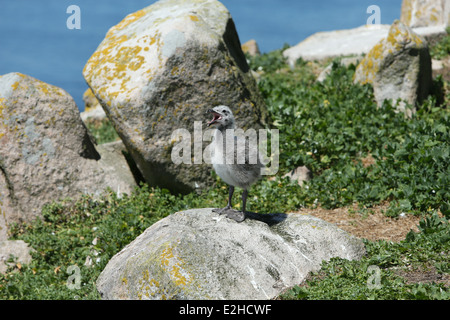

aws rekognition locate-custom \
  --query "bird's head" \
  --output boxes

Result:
[206,105,235,130]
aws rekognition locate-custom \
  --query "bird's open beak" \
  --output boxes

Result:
[207,109,222,127]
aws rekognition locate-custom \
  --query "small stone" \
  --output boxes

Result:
[0,240,33,274]
[282,166,312,186]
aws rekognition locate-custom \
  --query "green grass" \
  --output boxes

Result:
[254,53,449,217]
[1,45,449,300]
[84,118,120,145]
[430,27,450,60]
[280,213,449,300]
[0,185,216,299]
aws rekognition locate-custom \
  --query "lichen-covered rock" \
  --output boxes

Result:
[83,0,267,194]
[241,39,260,56]
[354,20,432,116]
[0,73,136,238]
[400,0,450,28]
[400,0,449,46]
[96,208,366,300]
[80,88,106,121]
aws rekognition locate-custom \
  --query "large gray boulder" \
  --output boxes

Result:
[0,72,136,240]
[354,20,432,116]
[83,0,267,194]
[96,208,366,300]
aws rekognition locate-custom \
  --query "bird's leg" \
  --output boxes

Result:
[224,189,246,223]
[212,186,245,222]
[213,186,234,214]
[227,185,234,209]
[242,189,248,214]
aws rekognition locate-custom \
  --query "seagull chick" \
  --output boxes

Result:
[207,105,264,222]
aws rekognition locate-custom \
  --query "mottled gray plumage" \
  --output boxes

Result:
[207,105,264,222]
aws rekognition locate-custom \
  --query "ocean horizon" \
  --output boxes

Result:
[0,0,402,111]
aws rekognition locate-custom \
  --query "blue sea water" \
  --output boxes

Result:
[0,0,402,111]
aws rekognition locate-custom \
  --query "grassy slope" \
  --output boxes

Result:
[1,35,449,300]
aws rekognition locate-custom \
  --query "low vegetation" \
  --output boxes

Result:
[1,35,449,299]
[430,27,450,60]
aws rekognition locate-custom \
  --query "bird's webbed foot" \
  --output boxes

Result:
[213,207,245,222]
[212,206,231,215]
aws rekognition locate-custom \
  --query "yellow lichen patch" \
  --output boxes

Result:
[106,8,148,38]
[84,34,129,78]
[0,98,6,119]
[410,31,423,46]
[357,41,384,84]
[35,79,65,97]
[11,81,20,90]
[83,88,99,112]
[160,244,192,287]
[429,7,439,23]
[189,15,199,22]
[369,42,383,60]
[387,21,423,49]
[129,55,145,71]
[400,0,413,25]
[137,268,170,300]
[387,23,406,48]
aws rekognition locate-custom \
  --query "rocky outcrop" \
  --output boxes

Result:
[0,73,137,240]
[354,20,432,116]
[284,0,449,66]
[283,24,390,66]
[96,208,366,300]
[83,0,268,194]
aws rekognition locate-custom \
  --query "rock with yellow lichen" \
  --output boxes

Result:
[400,0,449,28]
[80,88,106,121]
[354,20,432,117]
[0,73,137,240]
[400,0,450,45]
[82,0,268,194]
[96,208,365,300]
[241,39,260,56]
